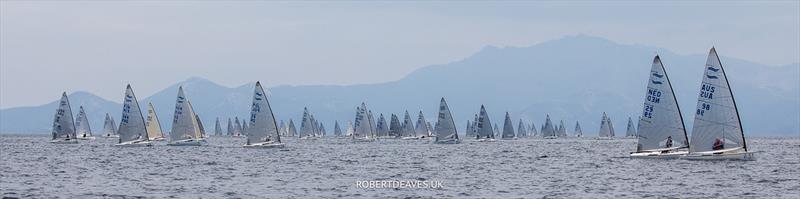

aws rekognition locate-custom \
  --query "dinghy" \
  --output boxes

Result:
[517,119,528,138]
[597,112,614,139]
[145,103,165,141]
[557,120,567,137]
[345,120,354,137]
[433,98,460,144]
[376,114,390,138]
[367,110,376,138]
[50,92,78,144]
[75,106,95,140]
[167,86,206,146]
[243,82,284,148]
[333,121,342,137]
[475,105,496,142]
[214,118,223,136]
[530,122,538,137]
[501,112,516,140]
[401,111,420,140]
[388,114,401,138]
[115,85,152,146]
[574,122,583,137]
[299,107,315,139]
[683,48,755,161]
[102,113,119,138]
[287,119,298,137]
[541,115,557,139]
[415,111,432,139]
[319,123,326,137]
[630,55,691,159]
[226,118,234,136]
[351,102,376,142]
[625,117,637,138]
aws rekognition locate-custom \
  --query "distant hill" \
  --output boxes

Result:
[2,35,797,136]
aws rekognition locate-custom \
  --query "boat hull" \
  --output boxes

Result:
[50,139,78,144]
[243,142,285,148]
[115,140,153,147]
[476,138,496,142]
[683,151,756,161]
[433,139,460,144]
[76,136,96,140]
[401,136,422,140]
[167,139,207,146]
[149,137,166,141]
[629,150,688,159]
[543,136,558,139]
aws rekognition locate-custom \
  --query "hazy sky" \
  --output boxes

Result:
[1,1,798,108]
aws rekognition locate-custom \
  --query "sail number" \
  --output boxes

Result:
[699,84,715,99]
[643,105,654,119]
[647,88,662,103]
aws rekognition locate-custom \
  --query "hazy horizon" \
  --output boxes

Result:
[2,1,799,108]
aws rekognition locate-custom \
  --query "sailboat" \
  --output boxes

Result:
[232,117,243,137]
[243,82,284,148]
[415,111,432,139]
[517,119,528,138]
[167,86,206,146]
[299,107,315,139]
[75,106,95,140]
[558,120,567,137]
[401,111,419,140]
[388,114,401,138]
[351,102,376,142]
[367,110,376,138]
[115,85,152,146]
[145,103,165,141]
[50,92,78,144]
[541,115,557,139]
[195,113,207,138]
[475,105,496,142]
[287,119,298,137]
[574,121,583,137]
[433,98,459,144]
[334,121,343,137]
[493,124,500,138]
[214,118,223,136]
[683,48,755,161]
[102,113,119,138]
[630,55,690,158]
[597,112,614,139]
[376,114,390,138]
[345,120,354,137]
[625,117,637,138]
[319,123,326,137]
[530,122,538,137]
[501,112,516,140]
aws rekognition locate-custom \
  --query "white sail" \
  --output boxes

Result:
[415,111,430,137]
[388,114,401,137]
[598,112,612,138]
[169,87,200,142]
[345,120,354,136]
[635,60,690,152]
[625,117,637,138]
[189,102,204,138]
[118,85,149,143]
[51,92,77,141]
[226,118,233,136]
[319,123,326,137]
[501,112,515,139]
[145,103,164,140]
[367,110,376,137]
[401,110,415,137]
[558,120,567,137]
[352,102,373,139]
[574,121,583,137]
[434,98,458,142]
[476,105,494,139]
[233,117,243,136]
[102,113,118,137]
[245,81,281,145]
[242,120,248,136]
[75,106,92,138]
[689,48,747,153]
[334,121,342,136]
[299,107,314,138]
[376,114,389,137]
[214,118,223,136]
[287,119,298,137]
[517,120,528,138]
[541,115,556,137]
[530,122,538,137]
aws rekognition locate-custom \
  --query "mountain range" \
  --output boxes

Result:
[2,35,798,136]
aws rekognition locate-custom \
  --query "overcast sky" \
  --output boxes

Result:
[1,1,798,108]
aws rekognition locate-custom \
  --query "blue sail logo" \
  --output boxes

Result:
[706,66,720,79]
[651,72,663,84]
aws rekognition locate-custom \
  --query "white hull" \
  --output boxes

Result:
[683,149,756,161]
[629,150,688,159]
[102,135,120,138]
[76,136,96,140]
[433,139,460,144]
[401,136,422,140]
[149,137,165,141]
[50,139,78,144]
[115,140,153,147]
[243,142,285,148]
[543,136,558,139]
[476,138,496,142]
[595,137,613,140]
[167,139,207,146]
[351,138,376,142]
[501,137,517,140]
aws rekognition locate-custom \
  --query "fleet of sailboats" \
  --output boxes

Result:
[44,47,755,161]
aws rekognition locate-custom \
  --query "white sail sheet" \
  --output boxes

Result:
[530,122,538,137]
[226,118,234,136]
[299,107,314,138]
[75,106,92,138]
[541,115,556,137]
[233,117,243,136]
[502,112,515,139]
[352,103,373,138]
[435,98,458,141]
[52,92,77,140]
[689,48,747,152]
[245,82,281,145]
[345,121,354,136]
[214,118,222,136]
[598,112,612,138]
[517,120,528,137]
[574,121,583,137]
[334,121,342,136]
[376,114,389,137]
[169,87,199,142]
[189,102,204,138]
[145,103,164,139]
[288,119,297,137]
[118,85,149,143]
[319,123,326,137]
[102,113,117,137]
[625,117,637,137]
[415,111,430,137]
[476,105,494,139]
[389,114,401,137]
[367,110,376,137]
[402,111,415,137]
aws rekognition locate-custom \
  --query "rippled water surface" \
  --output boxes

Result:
[1,135,798,198]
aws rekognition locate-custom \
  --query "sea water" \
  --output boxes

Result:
[1,135,798,198]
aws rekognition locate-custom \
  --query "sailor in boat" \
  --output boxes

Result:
[665,136,673,148]
[713,138,724,150]
[264,136,272,142]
